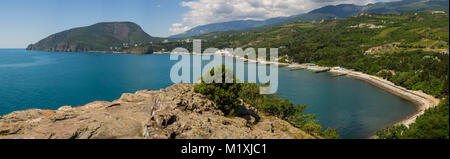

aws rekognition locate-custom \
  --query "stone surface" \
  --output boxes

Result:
[0,84,314,139]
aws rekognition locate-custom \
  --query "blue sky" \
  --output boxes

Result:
[0,0,390,48]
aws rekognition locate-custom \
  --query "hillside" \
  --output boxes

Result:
[365,0,449,14]
[170,0,449,38]
[26,22,157,53]
[169,17,291,38]
[198,11,449,139]
[205,11,448,92]
[204,12,448,53]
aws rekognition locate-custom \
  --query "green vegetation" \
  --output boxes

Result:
[198,12,449,98]
[376,99,449,139]
[170,0,448,38]
[149,11,449,139]
[192,12,449,139]
[194,65,242,116]
[194,65,340,139]
[355,51,449,97]
[28,22,164,52]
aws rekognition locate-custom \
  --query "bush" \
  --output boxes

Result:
[194,65,242,116]
[195,65,340,138]
[376,99,449,139]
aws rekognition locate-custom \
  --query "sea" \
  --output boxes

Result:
[0,49,417,138]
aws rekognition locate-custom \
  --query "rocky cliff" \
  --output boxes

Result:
[0,84,314,139]
[26,22,154,54]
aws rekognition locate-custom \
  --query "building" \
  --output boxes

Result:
[431,11,445,14]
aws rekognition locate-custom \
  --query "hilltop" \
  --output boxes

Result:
[26,22,159,54]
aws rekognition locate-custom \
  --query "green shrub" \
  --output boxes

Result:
[195,65,340,138]
[376,99,449,139]
[194,65,242,116]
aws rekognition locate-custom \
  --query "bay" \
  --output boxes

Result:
[0,49,416,138]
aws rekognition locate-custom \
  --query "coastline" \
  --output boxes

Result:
[286,63,441,138]
[230,56,440,138]
[330,68,440,123]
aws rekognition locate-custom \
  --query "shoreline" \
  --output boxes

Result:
[285,63,441,138]
[232,56,441,138]
[335,70,440,125]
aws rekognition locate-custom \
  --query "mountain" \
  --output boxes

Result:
[170,0,449,38]
[27,22,156,53]
[364,0,449,14]
[309,4,362,18]
[169,17,291,38]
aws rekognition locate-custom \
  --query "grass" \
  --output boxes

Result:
[375,27,400,39]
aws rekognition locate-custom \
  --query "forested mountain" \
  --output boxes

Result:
[27,22,161,53]
[201,11,448,95]
[170,0,449,38]
[169,17,291,38]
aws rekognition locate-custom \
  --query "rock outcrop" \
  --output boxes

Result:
[0,84,314,139]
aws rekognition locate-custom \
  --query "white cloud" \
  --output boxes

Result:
[169,23,191,35]
[169,0,376,35]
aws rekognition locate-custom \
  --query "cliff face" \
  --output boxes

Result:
[26,22,153,53]
[0,84,314,139]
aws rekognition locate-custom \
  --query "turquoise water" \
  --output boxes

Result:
[0,49,416,138]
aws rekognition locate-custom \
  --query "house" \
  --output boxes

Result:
[431,11,445,14]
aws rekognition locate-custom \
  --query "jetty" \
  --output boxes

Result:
[288,63,331,73]
[313,68,331,73]
[330,72,347,77]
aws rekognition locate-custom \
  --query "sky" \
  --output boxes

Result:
[0,0,391,48]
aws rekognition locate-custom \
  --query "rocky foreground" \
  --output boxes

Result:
[0,84,314,139]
